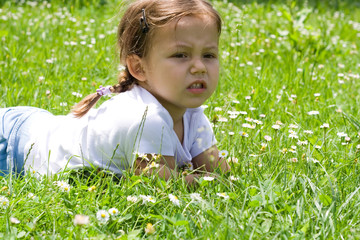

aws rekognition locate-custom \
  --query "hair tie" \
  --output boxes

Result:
[96,85,112,96]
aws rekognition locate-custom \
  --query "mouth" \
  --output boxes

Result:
[187,81,206,89]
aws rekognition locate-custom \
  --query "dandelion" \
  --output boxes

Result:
[168,194,180,206]
[145,223,155,235]
[108,208,119,216]
[0,196,9,209]
[203,176,215,181]
[73,214,90,226]
[219,150,228,158]
[216,192,229,199]
[139,195,156,204]
[264,135,272,141]
[10,217,20,224]
[127,195,138,203]
[190,193,203,201]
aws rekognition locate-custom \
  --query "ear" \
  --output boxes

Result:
[126,54,146,82]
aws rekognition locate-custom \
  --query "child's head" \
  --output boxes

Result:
[72,0,221,118]
[117,0,221,64]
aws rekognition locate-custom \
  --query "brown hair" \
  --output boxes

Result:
[72,0,222,118]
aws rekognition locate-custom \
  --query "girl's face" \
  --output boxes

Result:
[140,15,219,119]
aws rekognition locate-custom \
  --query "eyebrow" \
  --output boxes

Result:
[172,43,218,51]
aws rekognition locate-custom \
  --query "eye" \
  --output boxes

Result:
[172,53,187,58]
[203,53,217,59]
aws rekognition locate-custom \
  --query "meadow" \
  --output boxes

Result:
[1,0,360,238]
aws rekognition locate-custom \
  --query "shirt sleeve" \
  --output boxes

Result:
[189,111,217,158]
[125,108,176,165]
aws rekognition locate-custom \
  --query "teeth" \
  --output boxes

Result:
[189,83,203,89]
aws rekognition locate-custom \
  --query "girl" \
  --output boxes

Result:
[0,0,230,184]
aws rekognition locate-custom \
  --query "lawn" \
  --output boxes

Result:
[1,0,360,239]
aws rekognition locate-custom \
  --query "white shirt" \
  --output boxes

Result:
[23,85,216,175]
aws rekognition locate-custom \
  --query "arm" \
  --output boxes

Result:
[192,145,231,173]
[134,155,203,185]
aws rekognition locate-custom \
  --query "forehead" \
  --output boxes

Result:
[149,16,219,49]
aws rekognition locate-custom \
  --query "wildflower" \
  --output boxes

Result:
[88,186,96,192]
[258,162,263,168]
[307,111,319,115]
[289,133,299,139]
[320,123,329,129]
[203,176,215,181]
[345,136,351,142]
[260,143,267,151]
[337,132,348,137]
[242,123,255,129]
[239,111,247,115]
[230,175,239,181]
[38,76,45,81]
[190,193,203,201]
[0,196,9,209]
[289,124,299,129]
[10,217,20,224]
[264,135,272,141]
[275,120,284,125]
[145,223,155,235]
[149,162,160,168]
[0,186,8,192]
[253,120,263,125]
[304,130,313,135]
[108,208,119,216]
[96,210,110,223]
[259,114,266,118]
[81,77,87,81]
[227,157,239,164]
[297,140,308,146]
[245,117,253,122]
[219,150,229,158]
[73,214,90,226]
[168,194,180,206]
[54,181,71,192]
[315,145,322,149]
[280,148,287,154]
[216,192,229,199]
[289,147,297,153]
[314,93,321,97]
[356,144,360,149]
[272,124,281,130]
[127,195,138,203]
[240,131,249,137]
[139,195,156,204]
[228,131,234,136]
[290,158,298,163]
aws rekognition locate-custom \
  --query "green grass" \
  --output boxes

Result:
[1,0,360,239]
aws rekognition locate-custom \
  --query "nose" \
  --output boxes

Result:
[190,58,207,75]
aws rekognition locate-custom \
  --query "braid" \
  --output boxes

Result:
[72,67,136,118]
